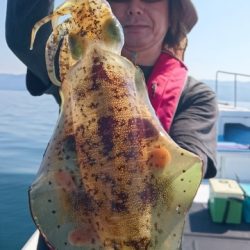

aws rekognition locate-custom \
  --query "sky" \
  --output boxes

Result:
[1,0,250,81]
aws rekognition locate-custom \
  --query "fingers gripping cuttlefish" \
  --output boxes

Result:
[29,0,202,249]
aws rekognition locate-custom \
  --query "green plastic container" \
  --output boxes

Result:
[209,179,244,224]
[240,183,250,223]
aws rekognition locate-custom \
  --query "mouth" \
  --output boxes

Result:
[124,25,149,32]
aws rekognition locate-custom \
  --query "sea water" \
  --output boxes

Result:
[0,90,57,250]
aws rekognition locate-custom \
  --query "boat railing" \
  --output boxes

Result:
[215,70,250,107]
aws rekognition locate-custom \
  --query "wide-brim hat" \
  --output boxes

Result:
[181,0,198,33]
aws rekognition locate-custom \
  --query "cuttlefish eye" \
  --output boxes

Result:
[68,33,85,60]
[103,18,124,46]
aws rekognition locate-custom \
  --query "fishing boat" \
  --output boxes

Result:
[183,71,250,250]
[215,71,250,183]
[22,71,250,249]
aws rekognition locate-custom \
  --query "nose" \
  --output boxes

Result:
[127,1,143,16]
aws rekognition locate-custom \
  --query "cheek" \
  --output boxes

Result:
[154,10,169,36]
[110,4,127,25]
[153,2,169,33]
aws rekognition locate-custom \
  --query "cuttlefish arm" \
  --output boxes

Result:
[45,20,72,86]
[30,0,82,86]
[30,0,76,50]
[31,18,72,86]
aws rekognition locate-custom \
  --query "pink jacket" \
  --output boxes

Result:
[147,51,188,132]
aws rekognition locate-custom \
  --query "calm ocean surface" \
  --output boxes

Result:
[0,90,58,250]
[0,85,250,249]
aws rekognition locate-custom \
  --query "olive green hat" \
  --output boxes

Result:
[181,0,198,33]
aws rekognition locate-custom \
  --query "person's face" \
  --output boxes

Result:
[109,0,169,53]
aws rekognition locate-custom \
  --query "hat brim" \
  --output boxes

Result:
[181,0,198,33]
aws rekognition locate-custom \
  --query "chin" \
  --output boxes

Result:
[124,40,149,51]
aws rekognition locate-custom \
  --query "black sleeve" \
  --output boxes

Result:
[169,77,218,178]
[5,0,60,101]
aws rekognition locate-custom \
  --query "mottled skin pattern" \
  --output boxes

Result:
[29,0,202,249]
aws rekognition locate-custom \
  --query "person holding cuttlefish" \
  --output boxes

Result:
[6,0,217,178]
[6,0,218,249]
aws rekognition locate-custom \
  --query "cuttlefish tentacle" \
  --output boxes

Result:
[30,0,82,85]
[45,20,72,86]
[30,1,74,50]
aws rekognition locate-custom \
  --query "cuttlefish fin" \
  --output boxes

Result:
[154,158,202,250]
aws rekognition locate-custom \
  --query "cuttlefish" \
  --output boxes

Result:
[29,0,202,249]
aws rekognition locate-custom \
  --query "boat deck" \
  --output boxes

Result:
[184,182,250,250]
[183,205,250,249]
